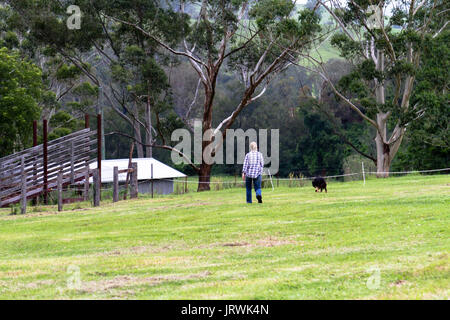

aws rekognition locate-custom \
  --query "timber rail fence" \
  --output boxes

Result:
[0,116,139,214]
[0,128,97,211]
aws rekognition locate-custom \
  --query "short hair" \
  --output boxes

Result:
[250,141,258,151]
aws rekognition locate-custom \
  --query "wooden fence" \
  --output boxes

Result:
[0,128,97,211]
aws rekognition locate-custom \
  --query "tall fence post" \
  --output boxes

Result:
[85,114,90,129]
[57,170,63,212]
[123,142,134,201]
[93,168,100,207]
[130,162,138,199]
[32,120,38,205]
[0,162,3,208]
[97,115,102,200]
[43,119,48,205]
[184,176,188,194]
[151,163,154,199]
[113,166,119,203]
[84,164,90,202]
[33,120,38,147]
[21,156,27,214]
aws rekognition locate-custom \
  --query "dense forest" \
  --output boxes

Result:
[0,0,448,190]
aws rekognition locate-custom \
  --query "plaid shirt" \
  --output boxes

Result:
[242,151,264,178]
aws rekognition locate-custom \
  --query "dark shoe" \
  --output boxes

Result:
[256,195,262,203]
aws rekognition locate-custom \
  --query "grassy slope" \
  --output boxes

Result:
[0,175,448,299]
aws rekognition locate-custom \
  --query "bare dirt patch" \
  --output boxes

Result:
[99,243,185,257]
[99,236,298,257]
[254,237,299,247]
[222,242,249,247]
[80,271,212,293]
[148,202,215,212]
[389,280,409,287]
[219,237,299,248]
[0,211,60,220]
[24,279,55,289]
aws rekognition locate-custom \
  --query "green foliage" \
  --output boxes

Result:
[56,64,82,80]
[296,107,349,176]
[0,47,42,156]
[330,33,360,60]
[73,82,98,97]
[394,30,449,169]
[250,0,296,29]
[337,71,370,100]
[325,0,449,173]
[0,30,18,48]
[47,111,82,141]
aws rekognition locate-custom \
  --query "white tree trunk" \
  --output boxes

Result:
[375,114,391,178]
[374,50,391,177]
[134,126,144,158]
[133,120,144,158]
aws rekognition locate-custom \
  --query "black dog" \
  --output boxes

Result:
[312,177,327,193]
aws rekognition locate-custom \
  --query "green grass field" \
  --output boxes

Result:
[0,174,448,299]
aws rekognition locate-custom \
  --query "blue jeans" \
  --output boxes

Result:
[246,175,262,203]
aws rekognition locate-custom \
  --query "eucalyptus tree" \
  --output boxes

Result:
[296,0,449,177]
[6,0,322,190]
[108,0,322,190]
[395,28,449,170]
[0,2,86,123]
[5,0,188,159]
[94,0,188,159]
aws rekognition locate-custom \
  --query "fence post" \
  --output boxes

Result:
[85,114,90,129]
[33,120,38,147]
[130,162,138,199]
[0,162,3,208]
[185,176,188,194]
[43,119,48,205]
[32,120,38,205]
[84,164,90,202]
[21,156,27,214]
[113,166,119,203]
[151,163,154,199]
[57,170,63,212]
[93,168,100,207]
[362,162,366,186]
[123,142,135,201]
[97,114,102,200]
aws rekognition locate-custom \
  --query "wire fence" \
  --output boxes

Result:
[6,167,448,214]
[168,167,450,194]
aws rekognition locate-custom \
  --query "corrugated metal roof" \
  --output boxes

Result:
[90,158,186,183]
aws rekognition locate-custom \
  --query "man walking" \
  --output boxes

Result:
[242,142,264,203]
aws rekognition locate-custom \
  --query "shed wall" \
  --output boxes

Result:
[138,179,174,195]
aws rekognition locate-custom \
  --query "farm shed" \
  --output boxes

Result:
[90,158,186,195]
